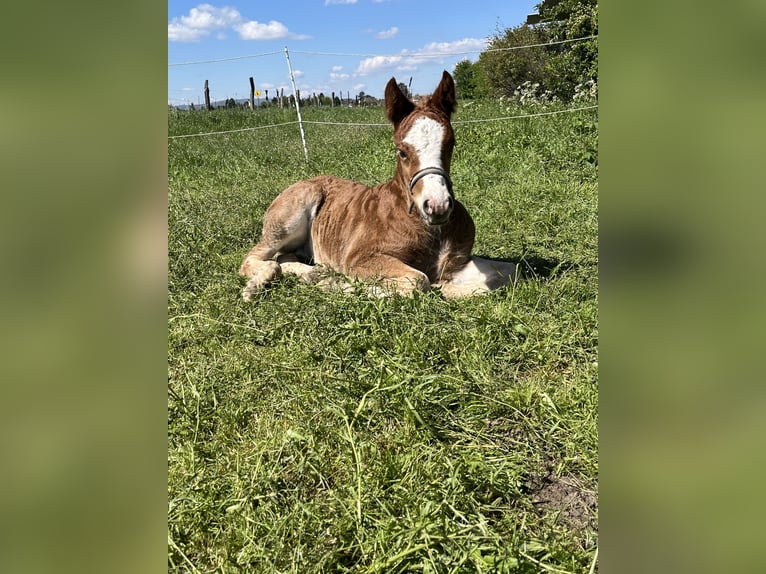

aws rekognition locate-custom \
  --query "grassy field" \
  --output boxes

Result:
[168,99,598,573]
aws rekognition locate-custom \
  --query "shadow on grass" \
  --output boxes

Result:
[515,253,562,279]
[474,253,571,281]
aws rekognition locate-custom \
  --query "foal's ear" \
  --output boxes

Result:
[432,70,457,117]
[385,77,415,127]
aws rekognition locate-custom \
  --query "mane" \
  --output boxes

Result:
[415,93,457,114]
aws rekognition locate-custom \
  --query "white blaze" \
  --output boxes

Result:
[403,117,444,168]
[403,117,451,219]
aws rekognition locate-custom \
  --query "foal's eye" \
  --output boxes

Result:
[397,149,408,160]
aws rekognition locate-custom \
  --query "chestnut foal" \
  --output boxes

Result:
[239,71,516,300]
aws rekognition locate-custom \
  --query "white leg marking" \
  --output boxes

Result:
[242,260,282,300]
[279,261,323,283]
[437,257,517,299]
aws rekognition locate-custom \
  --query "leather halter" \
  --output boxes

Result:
[407,166,454,214]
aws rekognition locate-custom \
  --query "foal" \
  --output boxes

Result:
[239,71,516,300]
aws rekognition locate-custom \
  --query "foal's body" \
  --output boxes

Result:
[239,72,516,299]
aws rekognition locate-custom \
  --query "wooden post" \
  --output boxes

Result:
[204,80,211,110]
[249,77,255,110]
[331,92,335,107]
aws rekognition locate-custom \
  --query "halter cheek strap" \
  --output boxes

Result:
[407,167,454,214]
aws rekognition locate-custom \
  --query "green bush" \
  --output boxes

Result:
[457,1,598,102]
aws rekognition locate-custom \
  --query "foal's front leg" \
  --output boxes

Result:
[350,255,431,296]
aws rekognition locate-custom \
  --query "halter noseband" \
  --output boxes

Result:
[407,167,454,214]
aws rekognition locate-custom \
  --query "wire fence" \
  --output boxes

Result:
[168,35,597,67]
[168,37,598,159]
[167,105,598,140]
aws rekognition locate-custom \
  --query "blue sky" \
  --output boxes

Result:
[168,1,539,106]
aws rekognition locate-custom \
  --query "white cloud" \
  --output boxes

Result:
[168,22,208,42]
[168,4,240,41]
[421,38,488,54]
[235,20,289,40]
[354,38,488,74]
[332,65,344,72]
[168,4,308,42]
[355,55,404,75]
[330,72,350,81]
[293,70,305,78]
[325,0,358,5]
[375,27,399,40]
[184,4,240,28]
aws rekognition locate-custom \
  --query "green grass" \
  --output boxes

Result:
[168,99,598,573]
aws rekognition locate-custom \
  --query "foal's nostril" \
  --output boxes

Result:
[423,199,431,214]
[447,196,454,209]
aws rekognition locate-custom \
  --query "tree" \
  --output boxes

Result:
[452,59,488,99]
[453,60,474,99]
[476,1,598,101]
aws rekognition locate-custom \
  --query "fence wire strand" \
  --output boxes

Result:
[168,121,299,139]
[168,50,282,67]
[167,105,597,140]
[168,36,596,67]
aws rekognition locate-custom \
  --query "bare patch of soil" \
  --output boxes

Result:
[526,471,598,532]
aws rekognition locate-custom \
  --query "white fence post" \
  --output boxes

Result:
[284,46,309,164]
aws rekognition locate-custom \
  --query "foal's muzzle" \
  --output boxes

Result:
[408,167,454,225]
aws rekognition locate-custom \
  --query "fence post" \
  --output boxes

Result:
[249,77,255,110]
[204,80,211,110]
[284,46,309,164]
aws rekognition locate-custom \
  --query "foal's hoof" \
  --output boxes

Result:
[241,261,282,301]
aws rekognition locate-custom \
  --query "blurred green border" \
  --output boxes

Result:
[601,1,766,572]
[1,1,765,573]
[1,2,167,573]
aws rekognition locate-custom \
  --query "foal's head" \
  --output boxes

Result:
[385,71,457,226]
